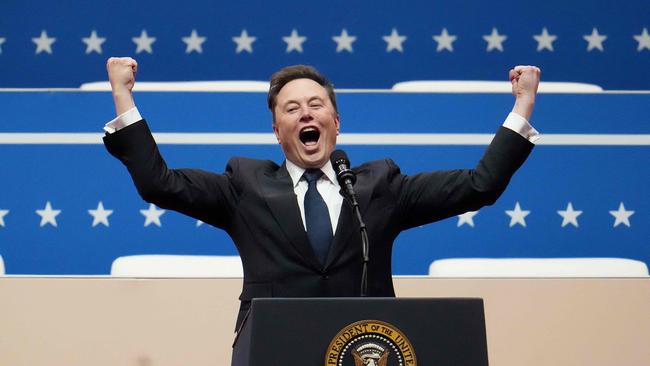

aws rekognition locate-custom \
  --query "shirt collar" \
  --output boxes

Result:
[285,159,339,189]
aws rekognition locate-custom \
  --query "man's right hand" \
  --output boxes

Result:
[106,57,138,116]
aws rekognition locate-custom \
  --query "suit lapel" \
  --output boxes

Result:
[259,162,323,270]
[325,168,373,268]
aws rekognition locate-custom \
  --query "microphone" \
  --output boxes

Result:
[330,149,357,198]
[329,149,370,297]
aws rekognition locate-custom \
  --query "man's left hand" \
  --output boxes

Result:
[509,65,541,121]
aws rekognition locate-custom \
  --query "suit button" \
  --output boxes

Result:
[322,275,329,279]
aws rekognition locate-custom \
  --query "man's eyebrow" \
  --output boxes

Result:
[282,96,324,107]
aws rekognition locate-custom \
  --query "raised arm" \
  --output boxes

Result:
[509,65,541,121]
[106,57,138,116]
[102,57,237,230]
[394,66,541,229]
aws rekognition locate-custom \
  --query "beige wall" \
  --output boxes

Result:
[0,277,648,366]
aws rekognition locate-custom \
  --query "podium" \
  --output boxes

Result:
[232,298,489,366]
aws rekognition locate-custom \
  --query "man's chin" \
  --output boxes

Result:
[297,152,328,169]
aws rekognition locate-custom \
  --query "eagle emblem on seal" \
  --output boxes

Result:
[351,343,390,366]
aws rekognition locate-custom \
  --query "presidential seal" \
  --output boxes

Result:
[324,320,417,366]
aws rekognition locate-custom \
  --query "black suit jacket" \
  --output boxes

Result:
[104,120,533,329]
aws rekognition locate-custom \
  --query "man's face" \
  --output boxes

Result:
[273,78,340,169]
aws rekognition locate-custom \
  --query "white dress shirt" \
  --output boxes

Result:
[105,107,539,233]
[285,159,343,234]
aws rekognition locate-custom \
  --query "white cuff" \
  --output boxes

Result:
[502,112,540,144]
[103,107,143,134]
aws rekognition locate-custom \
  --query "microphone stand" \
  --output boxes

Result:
[342,181,370,297]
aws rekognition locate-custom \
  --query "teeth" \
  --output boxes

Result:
[302,127,317,132]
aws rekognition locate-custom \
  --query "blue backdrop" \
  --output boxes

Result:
[0,91,647,274]
[1,0,649,89]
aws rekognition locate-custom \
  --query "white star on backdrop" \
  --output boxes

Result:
[557,202,583,228]
[506,202,530,227]
[88,201,113,227]
[283,29,307,53]
[82,30,106,54]
[383,28,407,53]
[0,209,8,227]
[332,29,357,53]
[583,28,607,52]
[140,203,165,227]
[483,27,507,52]
[36,201,61,227]
[132,30,156,54]
[533,27,557,52]
[0,37,6,54]
[432,28,457,52]
[196,220,204,227]
[182,29,206,54]
[609,202,634,227]
[457,211,479,227]
[32,30,56,54]
[232,29,256,53]
[633,28,650,51]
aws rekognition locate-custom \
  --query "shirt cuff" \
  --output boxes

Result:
[103,107,143,134]
[502,112,540,144]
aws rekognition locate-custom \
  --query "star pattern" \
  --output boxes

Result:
[0,200,639,230]
[82,30,106,54]
[132,30,156,54]
[232,29,256,54]
[182,29,206,54]
[583,28,607,52]
[32,30,56,54]
[457,211,479,227]
[483,28,507,52]
[505,202,530,227]
[88,201,113,227]
[634,28,650,51]
[283,29,307,53]
[332,29,357,53]
[432,28,457,52]
[533,27,557,52]
[36,201,61,227]
[609,202,634,227]
[140,203,165,227]
[557,202,583,228]
[1,27,647,56]
[0,209,8,227]
[383,28,407,53]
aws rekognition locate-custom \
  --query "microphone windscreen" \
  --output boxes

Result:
[330,149,350,167]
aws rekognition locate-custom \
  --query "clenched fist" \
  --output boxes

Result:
[107,57,138,94]
[106,57,138,116]
[509,65,541,121]
[509,65,540,100]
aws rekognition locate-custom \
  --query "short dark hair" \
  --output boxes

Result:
[267,65,338,120]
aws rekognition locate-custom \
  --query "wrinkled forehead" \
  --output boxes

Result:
[275,78,330,106]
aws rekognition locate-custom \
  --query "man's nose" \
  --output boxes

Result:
[299,106,313,122]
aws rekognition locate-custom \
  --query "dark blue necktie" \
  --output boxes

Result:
[303,169,333,265]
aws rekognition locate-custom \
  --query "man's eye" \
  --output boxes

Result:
[287,107,298,112]
[310,104,322,108]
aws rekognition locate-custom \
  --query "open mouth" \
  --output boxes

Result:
[299,127,321,147]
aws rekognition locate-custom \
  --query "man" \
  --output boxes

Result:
[103,58,540,330]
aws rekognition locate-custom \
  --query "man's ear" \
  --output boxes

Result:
[272,121,281,144]
[335,113,341,135]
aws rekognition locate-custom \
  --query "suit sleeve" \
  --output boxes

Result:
[392,126,534,230]
[103,119,238,229]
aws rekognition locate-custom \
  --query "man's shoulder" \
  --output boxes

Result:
[226,156,282,172]
[354,158,400,172]
[353,158,403,182]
